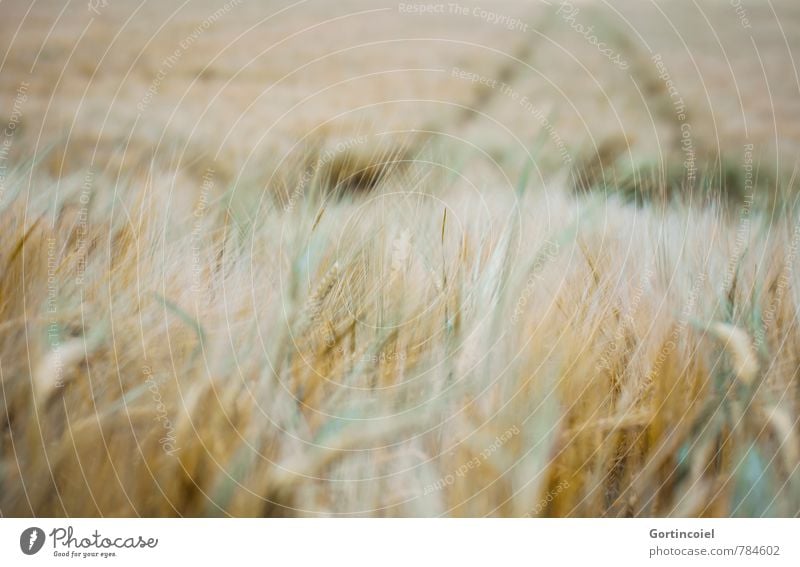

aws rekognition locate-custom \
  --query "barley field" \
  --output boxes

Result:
[1,0,800,517]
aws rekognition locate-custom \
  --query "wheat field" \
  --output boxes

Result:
[1,0,800,517]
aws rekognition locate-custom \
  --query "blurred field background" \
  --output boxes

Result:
[2,0,800,517]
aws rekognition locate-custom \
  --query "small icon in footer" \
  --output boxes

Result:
[20,527,46,555]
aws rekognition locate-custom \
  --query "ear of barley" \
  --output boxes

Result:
[302,261,340,322]
[708,322,759,386]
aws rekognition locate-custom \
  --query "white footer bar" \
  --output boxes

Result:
[1,519,797,565]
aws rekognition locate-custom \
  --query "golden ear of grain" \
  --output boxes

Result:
[303,261,340,319]
[708,322,758,386]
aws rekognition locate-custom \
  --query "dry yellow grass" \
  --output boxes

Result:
[1,0,800,517]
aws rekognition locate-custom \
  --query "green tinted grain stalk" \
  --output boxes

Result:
[516,117,558,198]
[732,443,773,516]
[153,292,207,363]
